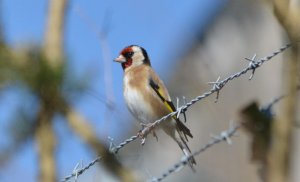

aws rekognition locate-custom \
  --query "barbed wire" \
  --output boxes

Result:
[151,86,300,182]
[61,157,101,182]
[150,123,240,182]
[61,42,292,181]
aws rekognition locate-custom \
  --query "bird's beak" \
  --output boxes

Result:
[114,55,126,63]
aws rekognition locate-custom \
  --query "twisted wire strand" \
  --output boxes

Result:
[61,157,101,182]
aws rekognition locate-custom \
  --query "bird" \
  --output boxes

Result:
[114,45,196,168]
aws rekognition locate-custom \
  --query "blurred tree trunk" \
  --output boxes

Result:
[36,107,56,182]
[267,1,300,182]
[36,0,68,182]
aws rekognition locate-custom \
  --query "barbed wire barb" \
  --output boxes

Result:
[245,54,258,80]
[175,96,188,121]
[73,160,83,182]
[108,136,116,153]
[61,157,102,182]
[208,76,222,102]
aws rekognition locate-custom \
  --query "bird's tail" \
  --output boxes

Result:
[175,118,193,140]
[162,118,196,170]
[174,128,196,171]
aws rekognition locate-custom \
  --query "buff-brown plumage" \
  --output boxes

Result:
[125,65,170,118]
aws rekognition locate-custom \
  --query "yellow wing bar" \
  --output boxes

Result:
[149,78,186,122]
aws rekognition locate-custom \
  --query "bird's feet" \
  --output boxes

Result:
[137,123,158,145]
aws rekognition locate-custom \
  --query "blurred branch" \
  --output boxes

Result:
[241,102,272,181]
[242,102,272,159]
[43,0,68,68]
[267,1,300,182]
[62,105,137,182]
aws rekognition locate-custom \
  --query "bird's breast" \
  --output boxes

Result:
[123,76,155,124]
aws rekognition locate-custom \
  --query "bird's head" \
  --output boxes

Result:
[114,45,150,70]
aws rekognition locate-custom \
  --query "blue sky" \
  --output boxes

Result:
[0,0,226,181]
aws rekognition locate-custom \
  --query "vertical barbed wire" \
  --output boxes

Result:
[61,42,293,181]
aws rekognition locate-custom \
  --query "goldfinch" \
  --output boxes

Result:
[114,45,196,168]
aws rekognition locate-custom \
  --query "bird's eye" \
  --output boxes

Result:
[125,51,134,58]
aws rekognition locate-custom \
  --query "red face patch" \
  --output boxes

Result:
[121,47,133,56]
[120,46,134,70]
[122,59,132,69]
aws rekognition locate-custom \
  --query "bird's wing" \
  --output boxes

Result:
[149,77,177,114]
[148,68,186,122]
[148,69,192,138]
